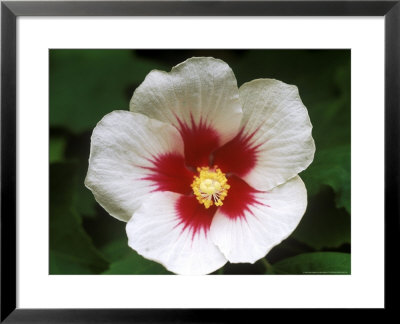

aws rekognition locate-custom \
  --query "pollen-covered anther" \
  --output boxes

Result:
[191,166,230,209]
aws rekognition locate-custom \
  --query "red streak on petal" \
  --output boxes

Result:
[176,115,220,167]
[141,153,194,195]
[212,129,261,177]
[175,195,217,239]
[220,175,267,220]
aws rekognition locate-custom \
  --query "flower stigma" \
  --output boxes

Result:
[191,166,230,209]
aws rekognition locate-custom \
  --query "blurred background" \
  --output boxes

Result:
[50,50,350,275]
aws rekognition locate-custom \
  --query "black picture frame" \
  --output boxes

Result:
[1,0,398,321]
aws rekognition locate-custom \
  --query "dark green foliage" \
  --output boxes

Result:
[292,187,350,249]
[302,144,351,212]
[49,163,108,274]
[49,136,67,163]
[267,252,351,275]
[50,50,168,133]
[102,240,171,275]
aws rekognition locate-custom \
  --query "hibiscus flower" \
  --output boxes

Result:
[85,57,315,275]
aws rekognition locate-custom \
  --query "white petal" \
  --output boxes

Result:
[126,192,227,275]
[130,57,243,147]
[238,79,315,190]
[85,111,185,222]
[210,176,307,263]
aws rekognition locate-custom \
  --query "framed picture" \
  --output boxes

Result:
[1,0,397,321]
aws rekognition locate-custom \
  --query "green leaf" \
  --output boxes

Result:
[50,250,97,274]
[49,136,67,163]
[50,163,109,274]
[104,243,171,274]
[101,239,171,274]
[291,186,350,249]
[266,238,314,264]
[101,239,132,263]
[50,50,168,133]
[63,131,98,218]
[301,144,351,212]
[269,252,350,274]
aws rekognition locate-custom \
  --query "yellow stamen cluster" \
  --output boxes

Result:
[191,166,230,209]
